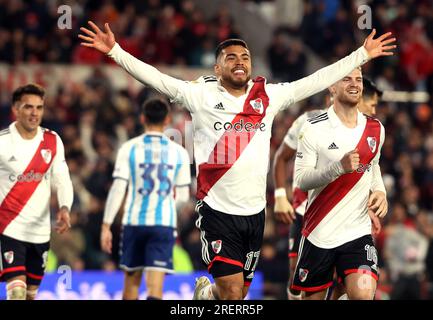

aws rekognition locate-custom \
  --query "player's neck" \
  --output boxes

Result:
[220,80,247,97]
[14,122,38,140]
[144,125,164,134]
[333,103,358,128]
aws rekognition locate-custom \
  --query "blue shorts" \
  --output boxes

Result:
[119,225,176,273]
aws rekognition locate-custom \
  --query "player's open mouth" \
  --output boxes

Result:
[233,69,246,76]
[347,90,359,95]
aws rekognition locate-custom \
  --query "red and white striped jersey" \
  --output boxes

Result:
[283,109,324,215]
[295,106,386,248]
[108,43,370,215]
[0,123,73,243]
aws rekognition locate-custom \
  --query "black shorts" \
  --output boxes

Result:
[292,234,379,292]
[0,234,49,286]
[195,201,265,286]
[288,212,303,259]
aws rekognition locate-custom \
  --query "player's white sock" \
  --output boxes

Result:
[193,276,216,300]
[199,283,216,300]
[6,280,27,300]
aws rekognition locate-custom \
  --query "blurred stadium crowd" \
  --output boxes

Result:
[1,0,433,300]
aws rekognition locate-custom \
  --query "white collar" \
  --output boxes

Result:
[10,121,43,141]
[328,105,365,129]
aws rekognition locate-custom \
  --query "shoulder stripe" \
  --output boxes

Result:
[307,112,328,122]
[0,128,10,136]
[203,75,217,83]
[309,116,329,124]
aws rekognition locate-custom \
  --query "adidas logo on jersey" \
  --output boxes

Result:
[214,102,225,110]
[328,142,339,150]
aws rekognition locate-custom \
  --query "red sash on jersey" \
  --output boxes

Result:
[196,77,270,200]
[292,187,308,210]
[302,117,381,237]
[0,131,57,233]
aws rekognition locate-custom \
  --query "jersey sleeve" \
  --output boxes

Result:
[112,143,130,181]
[272,46,370,111]
[175,148,192,187]
[108,43,204,113]
[294,122,345,191]
[283,113,307,150]
[51,134,74,210]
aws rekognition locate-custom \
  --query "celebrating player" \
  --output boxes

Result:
[292,68,388,299]
[79,21,395,300]
[0,84,73,300]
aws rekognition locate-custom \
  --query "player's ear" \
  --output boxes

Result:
[139,113,145,126]
[164,114,171,126]
[214,63,221,77]
[11,102,19,117]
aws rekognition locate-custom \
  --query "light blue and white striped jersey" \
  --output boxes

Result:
[113,132,191,227]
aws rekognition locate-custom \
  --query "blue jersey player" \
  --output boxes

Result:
[101,99,191,300]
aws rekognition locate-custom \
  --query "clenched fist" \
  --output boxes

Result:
[340,148,360,173]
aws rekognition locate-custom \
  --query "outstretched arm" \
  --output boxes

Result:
[290,29,396,104]
[79,21,188,102]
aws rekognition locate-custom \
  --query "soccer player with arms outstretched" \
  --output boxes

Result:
[79,21,395,300]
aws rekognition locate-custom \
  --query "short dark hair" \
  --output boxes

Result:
[12,83,45,104]
[215,38,249,60]
[141,99,169,124]
[363,78,383,99]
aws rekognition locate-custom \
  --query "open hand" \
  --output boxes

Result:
[79,21,116,54]
[363,29,397,59]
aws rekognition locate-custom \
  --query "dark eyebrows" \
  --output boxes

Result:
[22,103,43,108]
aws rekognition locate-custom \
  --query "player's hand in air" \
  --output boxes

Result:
[55,206,71,234]
[340,148,360,173]
[79,21,115,54]
[368,190,388,218]
[368,209,382,237]
[363,28,397,59]
[101,223,113,254]
[274,195,296,225]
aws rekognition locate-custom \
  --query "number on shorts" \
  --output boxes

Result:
[364,244,378,264]
[244,251,260,272]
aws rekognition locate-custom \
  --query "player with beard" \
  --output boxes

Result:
[292,68,388,299]
[79,21,395,300]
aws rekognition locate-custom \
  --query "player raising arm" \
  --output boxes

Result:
[79,21,395,300]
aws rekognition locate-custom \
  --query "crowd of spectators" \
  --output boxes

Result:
[0,0,433,300]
